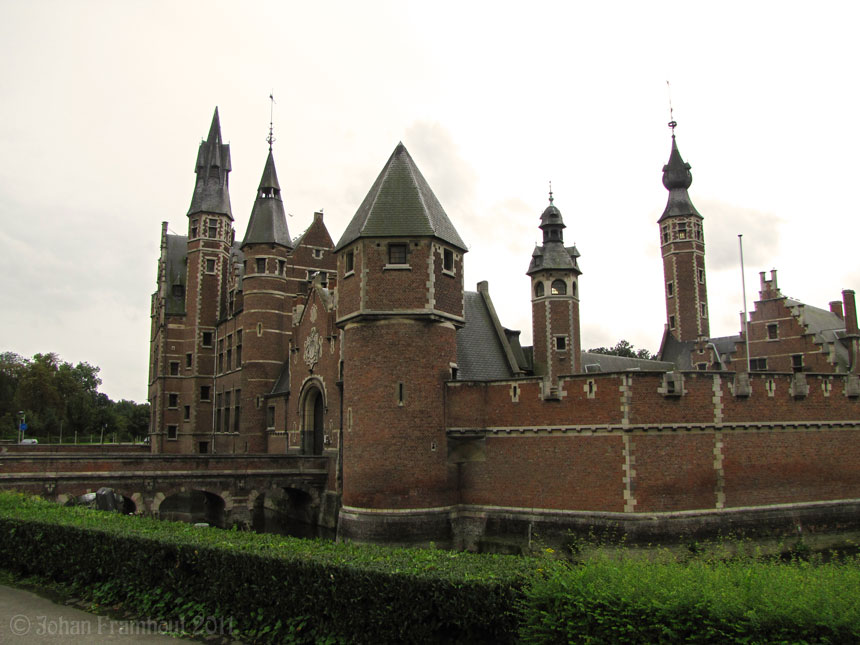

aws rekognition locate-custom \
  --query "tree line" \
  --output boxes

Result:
[0,352,149,443]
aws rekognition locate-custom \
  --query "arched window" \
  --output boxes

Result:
[551,279,567,295]
[534,282,545,298]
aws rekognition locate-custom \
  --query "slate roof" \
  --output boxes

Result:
[580,352,674,373]
[188,108,233,219]
[786,299,850,368]
[270,361,290,396]
[659,333,740,370]
[335,143,467,251]
[659,135,701,222]
[241,150,292,249]
[165,234,188,315]
[527,198,581,275]
[456,291,517,380]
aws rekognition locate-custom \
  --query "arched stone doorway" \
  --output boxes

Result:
[301,384,325,455]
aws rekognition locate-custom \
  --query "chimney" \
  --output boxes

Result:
[830,300,844,320]
[843,290,859,336]
[770,269,778,290]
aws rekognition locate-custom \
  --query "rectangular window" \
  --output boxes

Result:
[168,393,178,408]
[555,336,567,351]
[234,389,241,432]
[266,405,275,429]
[171,284,184,298]
[190,219,198,239]
[677,222,687,239]
[201,385,211,401]
[792,354,804,373]
[388,243,408,265]
[167,425,178,440]
[767,323,778,340]
[218,352,224,374]
[313,249,323,259]
[700,302,708,318]
[205,258,216,273]
[698,268,705,284]
[198,441,209,454]
[667,281,674,298]
[207,218,217,238]
[662,225,669,244]
[256,258,266,274]
[202,331,213,347]
[345,250,355,274]
[750,358,768,371]
[185,352,192,368]
[278,259,286,274]
[669,315,676,330]
[169,361,179,376]
[236,331,242,365]
[226,348,232,370]
[183,405,190,421]
[443,248,454,272]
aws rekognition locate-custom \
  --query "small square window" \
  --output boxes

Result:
[767,323,778,340]
[168,393,178,408]
[555,336,567,351]
[201,385,211,401]
[205,258,216,273]
[443,248,454,272]
[169,361,179,376]
[256,258,266,273]
[202,332,213,347]
[345,250,355,274]
[388,243,408,265]
[167,425,178,440]
[171,284,184,298]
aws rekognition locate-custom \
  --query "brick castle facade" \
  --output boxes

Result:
[149,109,860,548]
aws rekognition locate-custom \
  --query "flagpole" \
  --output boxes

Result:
[738,234,751,372]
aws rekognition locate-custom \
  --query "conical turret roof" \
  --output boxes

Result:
[335,143,467,251]
[527,195,581,276]
[188,107,233,219]
[241,149,291,249]
[659,135,701,222]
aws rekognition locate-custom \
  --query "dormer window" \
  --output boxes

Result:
[551,279,567,295]
[388,243,408,265]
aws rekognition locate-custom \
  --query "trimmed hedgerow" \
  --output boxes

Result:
[518,549,860,644]
[0,493,534,643]
[3,493,860,643]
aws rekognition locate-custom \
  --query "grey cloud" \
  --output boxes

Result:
[698,198,782,271]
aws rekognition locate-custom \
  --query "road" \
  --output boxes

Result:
[0,584,234,643]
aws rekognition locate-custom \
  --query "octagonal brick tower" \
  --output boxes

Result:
[334,143,467,545]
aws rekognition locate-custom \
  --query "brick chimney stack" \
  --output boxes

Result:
[829,300,844,319]
[842,290,858,336]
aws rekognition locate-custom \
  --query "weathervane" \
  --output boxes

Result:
[267,92,276,151]
[666,80,677,134]
[548,180,554,204]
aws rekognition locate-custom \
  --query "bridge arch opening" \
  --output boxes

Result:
[252,485,332,539]
[159,489,226,528]
[300,382,326,456]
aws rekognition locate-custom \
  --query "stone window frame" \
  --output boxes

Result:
[386,243,409,267]
[666,281,674,298]
[167,393,179,409]
[344,249,355,276]
[205,257,217,274]
[207,218,217,238]
[256,257,267,274]
[169,361,180,376]
[767,323,779,340]
[167,425,178,440]
[551,279,567,296]
[750,357,768,371]
[554,335,568,352]
[442,248,456,275]
[200,385,211,401]
[534,281,545,298]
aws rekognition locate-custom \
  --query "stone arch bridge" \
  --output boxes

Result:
[0,452,335,529]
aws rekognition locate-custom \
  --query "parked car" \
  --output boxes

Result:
[20,438,38,445]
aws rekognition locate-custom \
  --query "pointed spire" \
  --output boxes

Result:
[188,107,233,219]
[335,142,467,251]
[242,149,291,249]
[659,126,701,222]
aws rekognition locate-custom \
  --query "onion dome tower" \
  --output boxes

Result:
[527,188,582,385]
[659,122,709,342]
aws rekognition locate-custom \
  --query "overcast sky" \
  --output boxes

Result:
[2,1,859,403]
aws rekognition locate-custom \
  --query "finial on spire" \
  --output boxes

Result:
[666,80,677,135]
[267,92,276,151]
[548,181,554,204]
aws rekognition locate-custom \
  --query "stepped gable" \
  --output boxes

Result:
[241,150,292,249]
[188,107,233,219]
[335,142,467,251]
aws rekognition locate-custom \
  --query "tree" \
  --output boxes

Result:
[587,340,654,360]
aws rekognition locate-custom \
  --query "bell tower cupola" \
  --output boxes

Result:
[659,122,709,342]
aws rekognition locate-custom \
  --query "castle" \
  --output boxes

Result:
[149,109,860,548]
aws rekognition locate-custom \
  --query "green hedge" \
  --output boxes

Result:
[518,550,860,644]
[0,493,534,643]
[2,493,859,643]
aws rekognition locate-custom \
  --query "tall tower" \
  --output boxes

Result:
[238,147,293,452]
[184,107,235,453]
[335,143,467,544]
[659,125,709,342]
[527,191,582,385]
